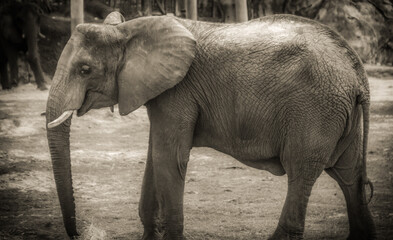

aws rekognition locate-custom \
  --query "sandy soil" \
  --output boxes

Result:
[0,75,392,239]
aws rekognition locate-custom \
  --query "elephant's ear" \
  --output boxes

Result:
[116,17,196,115]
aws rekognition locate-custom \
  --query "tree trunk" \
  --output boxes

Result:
[71,0,84,32]
[175,0,181,16]
[143,0,152,16]
[235,0,248,22]
[186,0,197,20]
[221,0,236,23]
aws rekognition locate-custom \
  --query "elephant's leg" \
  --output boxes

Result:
[151,135,190,239]
[139,133,159,240]
[325,133,376,240]
[141,106,195,240]
[0,58,10,89]
[7,49,18,87]
[26,52,47,90]
[270,141,332,239]
[270,174,321,239]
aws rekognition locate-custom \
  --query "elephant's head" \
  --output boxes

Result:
[46,12,196,237]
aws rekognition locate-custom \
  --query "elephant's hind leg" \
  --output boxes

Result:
[0,59,10,89]
[270,135,336,240]
[7,48,18,87]
[325,132,376,240]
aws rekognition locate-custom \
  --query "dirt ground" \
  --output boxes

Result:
[0,72,392,239]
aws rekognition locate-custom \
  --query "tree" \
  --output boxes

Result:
[70,0,83,31]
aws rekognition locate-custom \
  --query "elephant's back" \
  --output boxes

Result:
[183,15,366,97]
[184,16,365,128]
[179,14,364,73]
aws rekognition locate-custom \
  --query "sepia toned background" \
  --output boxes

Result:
[0,0,392,239]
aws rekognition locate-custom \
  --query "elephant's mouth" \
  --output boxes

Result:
[47,91,117,129]
[77,90,117,117]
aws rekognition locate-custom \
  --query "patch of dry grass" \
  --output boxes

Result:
[80,223,108,240]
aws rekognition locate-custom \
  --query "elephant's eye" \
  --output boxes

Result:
[80,65,91,75]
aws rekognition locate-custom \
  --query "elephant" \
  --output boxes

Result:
[0,2,47,90]
[46,11,376,239]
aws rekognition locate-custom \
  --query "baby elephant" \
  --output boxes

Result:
[46,12,376,239]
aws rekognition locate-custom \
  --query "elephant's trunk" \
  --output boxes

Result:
[46,75,78,237]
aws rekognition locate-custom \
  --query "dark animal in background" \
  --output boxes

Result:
[46,12,376,240]
[0,1,47,90]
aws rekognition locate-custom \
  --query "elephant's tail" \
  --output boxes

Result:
[358,93,373,204]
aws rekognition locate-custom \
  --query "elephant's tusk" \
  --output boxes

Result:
[47,110,73,129]
[110,105,114,113]
[38,32,46,39]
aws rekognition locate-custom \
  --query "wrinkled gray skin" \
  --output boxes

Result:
[0,2,47,90]
[46,12,376,240]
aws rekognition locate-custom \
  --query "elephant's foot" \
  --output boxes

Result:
[347,230,377,240]
[141,227,186,240]
[18,75,30,84]
[22,75,31,84]
[141,231,158,240]
[163,233,186,240]
[269,225,304,240]
[141,226,163,240]
[11,81,18,88]
[37,83,48,91]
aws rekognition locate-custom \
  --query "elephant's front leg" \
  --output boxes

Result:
[139,134,159,239]
[0,60,10,89]
[26,52,47,90]
[7,49,19,87]
[140,116,193,240]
